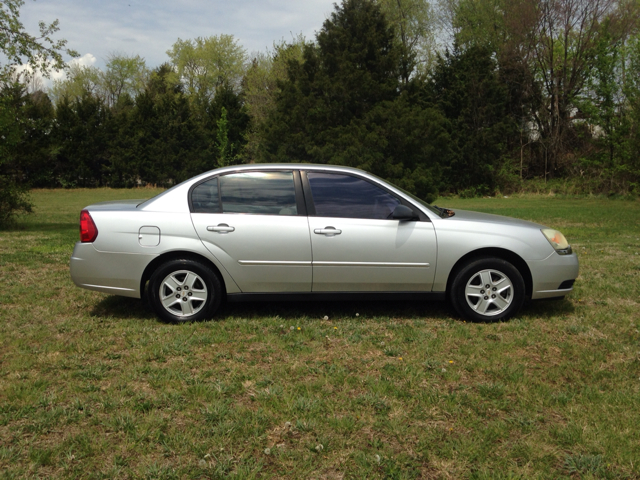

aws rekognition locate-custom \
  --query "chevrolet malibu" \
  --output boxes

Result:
[70,164,578,322]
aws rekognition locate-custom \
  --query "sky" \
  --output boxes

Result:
[19,0,338,78]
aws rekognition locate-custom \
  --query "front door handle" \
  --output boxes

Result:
[207,224,235,234]
[314,227,342,236]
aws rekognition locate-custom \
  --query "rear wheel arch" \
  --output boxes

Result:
[140,251,227,299]
[445,248,532,299]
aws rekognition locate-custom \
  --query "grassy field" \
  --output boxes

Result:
[1,189,639,479]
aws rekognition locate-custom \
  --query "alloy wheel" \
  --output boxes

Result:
[464,268,514,317]
[159,270,208,318]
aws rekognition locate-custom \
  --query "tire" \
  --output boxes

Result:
[450,258,525,322]
[148,259,222,323]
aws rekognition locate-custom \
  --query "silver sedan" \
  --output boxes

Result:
[70,164,579,322]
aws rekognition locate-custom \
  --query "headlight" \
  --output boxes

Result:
[541,228,572,255]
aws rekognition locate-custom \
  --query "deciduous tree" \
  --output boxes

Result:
[376,0,437,81]
[528,0,632,177]
[102,53,148,108]
[49,63,102,104]
[242,36,308,161]
[167,35,247,104]
[0,0,77,78]
[0,0,76,224]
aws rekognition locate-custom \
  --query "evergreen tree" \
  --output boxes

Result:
[108,64,208,187]
[205,82,250,168]
[0,0,76,224]
[577,24,635,192]
[215,107,231,168]
[0,82,33,223]
[262,0,401,163]
[14,89,56,187]
[627,35,640,192]
[50,94,112,187]
[425,46,518,194]
[262,0,447,199]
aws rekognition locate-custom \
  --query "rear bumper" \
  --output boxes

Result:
[70,242,156,298]
[528,251,579,300]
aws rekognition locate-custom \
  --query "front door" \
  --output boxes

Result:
[305,172,437,292]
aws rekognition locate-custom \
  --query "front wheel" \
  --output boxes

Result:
[450,258,525,322]
[148,259,222,323]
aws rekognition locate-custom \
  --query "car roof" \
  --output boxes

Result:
[139,164,384,213]
[196,163,370,176]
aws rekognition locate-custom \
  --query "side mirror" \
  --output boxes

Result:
[392,204,418,221]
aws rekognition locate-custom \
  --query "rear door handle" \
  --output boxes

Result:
[207,224,235,233]
[314,227,342,236]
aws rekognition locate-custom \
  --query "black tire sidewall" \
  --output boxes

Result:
[450,258,525,322]
[149,259,221,323]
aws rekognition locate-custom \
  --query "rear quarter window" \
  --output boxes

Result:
[191,178,220,213]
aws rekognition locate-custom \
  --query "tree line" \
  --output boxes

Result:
[2,0,640,223]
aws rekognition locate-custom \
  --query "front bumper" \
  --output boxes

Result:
[528,250,579,299]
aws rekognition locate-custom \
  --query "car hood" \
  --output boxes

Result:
[442,209,545,229]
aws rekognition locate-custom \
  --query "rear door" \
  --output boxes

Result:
[190,170,312,292]
[304,171,437,292]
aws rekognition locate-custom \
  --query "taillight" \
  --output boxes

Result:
[80,210,98,243]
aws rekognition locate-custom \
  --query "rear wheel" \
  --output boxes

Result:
[450,258,525,322]
[148,259,222,323]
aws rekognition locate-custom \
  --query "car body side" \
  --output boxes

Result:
[70,164,578,303]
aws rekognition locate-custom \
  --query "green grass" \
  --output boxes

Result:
[1,189,639,479]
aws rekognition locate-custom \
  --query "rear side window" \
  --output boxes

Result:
[307,172,400,219]
[191,178,220,213]
[220,171,298,215]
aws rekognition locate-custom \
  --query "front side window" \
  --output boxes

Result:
[220,171,298,215]
[307,172,400,219]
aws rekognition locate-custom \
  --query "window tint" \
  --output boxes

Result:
[307,172,400,219]
[220,171,298,215]
[191,178,220,213]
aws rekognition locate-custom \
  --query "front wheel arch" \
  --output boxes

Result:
[445,248,532,299]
